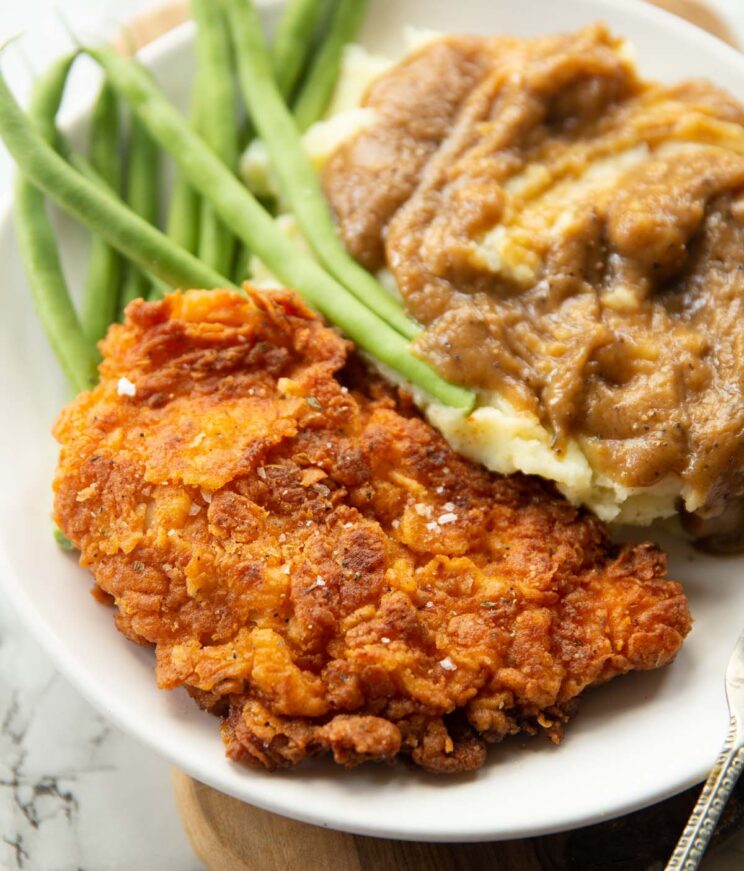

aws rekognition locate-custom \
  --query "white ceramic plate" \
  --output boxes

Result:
[1,0,743,843]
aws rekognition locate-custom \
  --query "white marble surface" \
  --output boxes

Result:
[2,2,744,869]
[0,605,201,871]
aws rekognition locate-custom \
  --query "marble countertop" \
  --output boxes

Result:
[2,2,744,869]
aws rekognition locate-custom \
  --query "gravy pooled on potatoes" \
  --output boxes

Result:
[324,25,744,532]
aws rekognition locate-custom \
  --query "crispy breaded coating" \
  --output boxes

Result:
[53,289,691,773]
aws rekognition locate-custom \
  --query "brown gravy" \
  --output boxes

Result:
[323,25,744,530]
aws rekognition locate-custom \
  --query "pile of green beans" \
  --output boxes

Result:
[3,0,475,412]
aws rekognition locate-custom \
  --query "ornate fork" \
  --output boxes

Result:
[666,631,744,870]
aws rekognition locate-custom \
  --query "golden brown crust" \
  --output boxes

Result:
[53,289,691,773]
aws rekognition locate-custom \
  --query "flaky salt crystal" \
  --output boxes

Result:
[117,377,136,397]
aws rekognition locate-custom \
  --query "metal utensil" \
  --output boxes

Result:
[666,632,744,869]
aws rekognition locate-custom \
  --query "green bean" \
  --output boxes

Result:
[46,116,115,189]
[191,0,238,275]
[293,0,366,132]
[125,116,160,235]
[30,53,78,143]
[15,182,99,393]
[166,171,201,254]
[0,69,237,296]
[44,100,171,302]
[88,84,122,206]
[234,0,328,149]
[52,88,190,305]
[235,0,328,268]
[234,0,329,261]
[222,0,417,342]
[54,126,171,301]
[232,240,251,284]
[272,0,331,100]
[82,82,124,342]
[120,113,160,311]
[35,86,175,303]
[62,144,104,185]
[197,183,232,276]
[166,96,202,256]
[14,54,98,394]
[53,526,75,551]
[85,45,474,410]
[166,87,205,258]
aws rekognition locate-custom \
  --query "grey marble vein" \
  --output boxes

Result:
[0,603,202,871]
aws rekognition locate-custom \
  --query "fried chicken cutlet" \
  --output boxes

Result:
[53,289,691,773]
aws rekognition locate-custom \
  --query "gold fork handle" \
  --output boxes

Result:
[666,722,744,870]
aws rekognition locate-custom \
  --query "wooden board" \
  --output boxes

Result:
[172,769,744,871]
[109,1,740,868]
